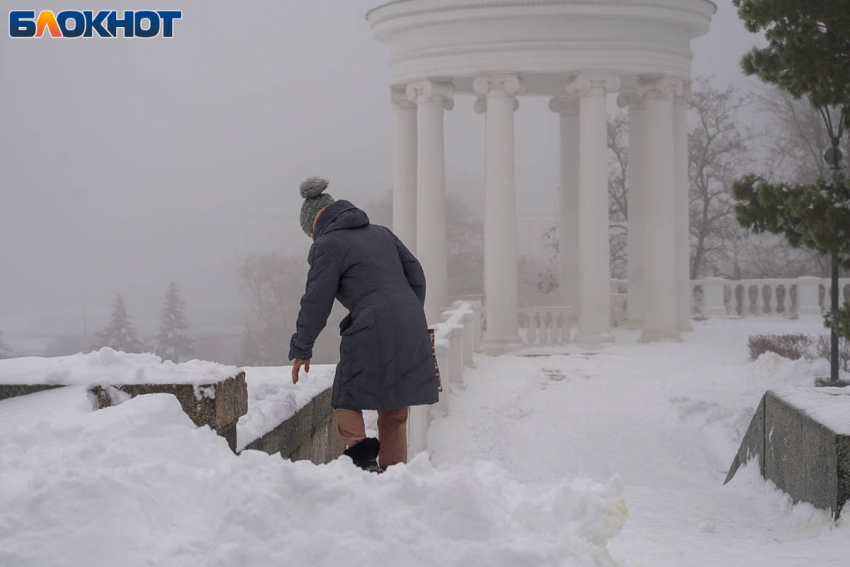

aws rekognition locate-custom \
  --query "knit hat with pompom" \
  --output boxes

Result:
[299,177,335,235]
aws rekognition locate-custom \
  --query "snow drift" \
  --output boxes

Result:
[0,387,627,567]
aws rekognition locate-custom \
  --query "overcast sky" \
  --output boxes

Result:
[0,0,766,337]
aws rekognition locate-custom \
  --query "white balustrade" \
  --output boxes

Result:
[408,301,480,456]
[679,277,849,319]
[518,306,572,346]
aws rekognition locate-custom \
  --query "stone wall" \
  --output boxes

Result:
[0,384,64,402]
[241,387,345,465]
[90,372,248,452]
[725,389,850,517]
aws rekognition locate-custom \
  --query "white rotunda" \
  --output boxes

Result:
[366,0,717,353]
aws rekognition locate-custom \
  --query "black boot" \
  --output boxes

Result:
[343,438,382,474]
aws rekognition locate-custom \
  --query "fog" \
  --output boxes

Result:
[1,0,765,355]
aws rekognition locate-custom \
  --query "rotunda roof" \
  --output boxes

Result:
[367,0,717,95]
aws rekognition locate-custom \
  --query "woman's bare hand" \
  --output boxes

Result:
[292,358,310,384]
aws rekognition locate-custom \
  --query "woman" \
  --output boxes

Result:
[289,177,438,473]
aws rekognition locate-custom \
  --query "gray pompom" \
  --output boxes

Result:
[300,177,329,199]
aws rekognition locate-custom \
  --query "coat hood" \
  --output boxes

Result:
[312,200,370,241]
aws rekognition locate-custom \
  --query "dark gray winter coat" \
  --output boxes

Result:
[288,200,439,410]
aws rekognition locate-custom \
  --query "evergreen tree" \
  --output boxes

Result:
[733,0,850,122]
[732,173,850,338]
[732,1,850,340]
[0,332,11,359]
[95,294,146,353]
[153,282,195,363]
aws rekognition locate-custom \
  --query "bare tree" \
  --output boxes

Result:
[236,252,304,366]
[689,80,754,278]
[446,198,484,296]
[756,87,847,185]
[735,87,850,279]
[608,112,629,279]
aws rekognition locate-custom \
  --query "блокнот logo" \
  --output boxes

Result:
[8,10,182,38]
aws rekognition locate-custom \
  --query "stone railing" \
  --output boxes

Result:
[693,277,850,318]
[405,300,482,455]
[240,385,344,464]
[519,306,572,346]
[451,276,850,346]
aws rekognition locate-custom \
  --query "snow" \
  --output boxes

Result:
[773,387,850,435]
[428,316,849,566]
[1,316,848,566]
[237,365,337,451]
[0,347,239,387]
[0,387,626,567]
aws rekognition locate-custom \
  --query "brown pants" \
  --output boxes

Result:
[334,407,408,470]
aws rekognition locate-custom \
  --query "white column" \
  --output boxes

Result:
[674,82,694,331]
[391,86,417,251]
[548,97,581,317]
[474,75,524,354]
[617,91,648,329]
[566,74,620,344]
[639,77,681,342]
[406,80,454,323]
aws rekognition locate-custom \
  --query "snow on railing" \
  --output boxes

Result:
[407,300,482,455]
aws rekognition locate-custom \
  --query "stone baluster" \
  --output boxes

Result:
[703,277,728,317]
[448,324,464,386]
[527,310,539,345]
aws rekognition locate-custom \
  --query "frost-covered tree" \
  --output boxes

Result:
[688,81,754,278]
[153,282,195,363]
[95,294,146,353]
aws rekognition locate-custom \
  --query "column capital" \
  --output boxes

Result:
[674,79,693,103]
[473,74,525,98]
[391,86,416,109]
[474,95,519,114]
[616,90,646,110]
[548,96,580,116]
[565,74,621,98]
[406,80,455,110]
[637,76,688,100]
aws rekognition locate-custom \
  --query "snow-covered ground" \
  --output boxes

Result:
[429,317,849,566]
[1,316,848,566]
